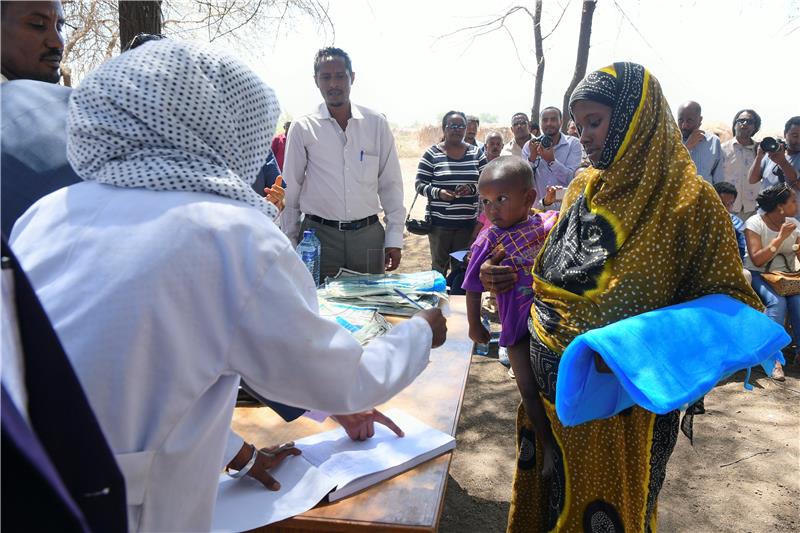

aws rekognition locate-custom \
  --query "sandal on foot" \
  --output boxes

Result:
[772,362,785,382]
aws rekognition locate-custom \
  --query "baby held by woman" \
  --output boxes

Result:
[462,156,559,472]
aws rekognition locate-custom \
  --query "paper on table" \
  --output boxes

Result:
[295,409,455,491]
[449,249,468,263]
[211,454,336,532]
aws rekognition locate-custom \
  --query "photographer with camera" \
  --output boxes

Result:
[521,106,582,210]
[721,109,761,221]
[748,116,800,192]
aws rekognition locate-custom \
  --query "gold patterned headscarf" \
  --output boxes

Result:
[531,62,762,353]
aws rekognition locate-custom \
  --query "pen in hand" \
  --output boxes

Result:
[393,288,425,309]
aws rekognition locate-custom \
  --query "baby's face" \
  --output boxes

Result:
[478,180,534,229]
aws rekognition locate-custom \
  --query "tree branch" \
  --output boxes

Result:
[541,0,573,40]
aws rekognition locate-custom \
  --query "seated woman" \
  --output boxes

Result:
[744,184,800,381]
[9,40,446,532]
[415,110,487,276]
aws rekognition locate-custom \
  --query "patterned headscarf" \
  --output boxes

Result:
[67,40,280,219]
[568,62,645,170]
[531,62,762,353]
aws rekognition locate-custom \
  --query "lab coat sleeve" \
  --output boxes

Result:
[226,241,433,414]
[221,430,245,469]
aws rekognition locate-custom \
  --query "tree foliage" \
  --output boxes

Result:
[61,0,333,85]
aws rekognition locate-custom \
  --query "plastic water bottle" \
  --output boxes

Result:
[296,230,320,286]
[308,229,322,285]
[475,341,490,356]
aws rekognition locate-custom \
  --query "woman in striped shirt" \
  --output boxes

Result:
[415,110,487,274]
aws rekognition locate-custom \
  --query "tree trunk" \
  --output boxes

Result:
[119,1,162,52]
[561,0,596,132]
[61,64,72,87]
[530,0,544,123]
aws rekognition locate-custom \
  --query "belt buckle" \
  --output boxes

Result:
[338,220,348,231]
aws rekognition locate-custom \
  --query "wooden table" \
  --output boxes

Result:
[231,296,472,532]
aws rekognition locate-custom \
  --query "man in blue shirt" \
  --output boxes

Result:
[521,106,582,210]
[0,1,80,235]
[677,100,725,184]
[748,116,800,193]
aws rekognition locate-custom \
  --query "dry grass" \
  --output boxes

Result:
[703,120,733,142]
[393,125,514,160]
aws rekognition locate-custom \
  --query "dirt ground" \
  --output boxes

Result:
[394,157,800,533]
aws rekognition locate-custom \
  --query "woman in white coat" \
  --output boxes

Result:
[10,40,446,532]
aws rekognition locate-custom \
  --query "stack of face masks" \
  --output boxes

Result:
[319,270,447,317]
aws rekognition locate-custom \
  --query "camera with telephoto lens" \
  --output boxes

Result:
[760,137,786,153]
[533,134,553,149]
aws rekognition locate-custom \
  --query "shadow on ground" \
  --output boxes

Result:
[440,474,510,533]
[658,366,799,532]
[439,355,519,533]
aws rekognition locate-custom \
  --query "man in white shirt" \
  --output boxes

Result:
[722,109,761,221]
[500,112,532,158]
[282,47,405,279]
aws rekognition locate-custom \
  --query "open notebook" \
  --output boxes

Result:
[212,409,456,532]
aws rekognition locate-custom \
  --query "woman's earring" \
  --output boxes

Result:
[780,208,785,215]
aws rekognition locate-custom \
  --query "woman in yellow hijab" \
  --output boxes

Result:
[503,63,762,532]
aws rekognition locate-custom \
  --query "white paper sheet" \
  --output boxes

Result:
[211,454,336,532]
[449,249,468,262]
[295,409,455,490]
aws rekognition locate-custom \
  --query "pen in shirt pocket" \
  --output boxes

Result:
[360,150,364,161]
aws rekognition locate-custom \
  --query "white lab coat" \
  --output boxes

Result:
[10,182,432,532]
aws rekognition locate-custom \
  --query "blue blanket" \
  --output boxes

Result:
[555,294,788,427]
